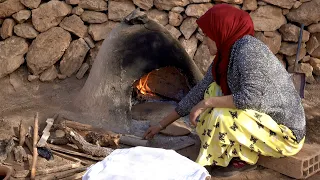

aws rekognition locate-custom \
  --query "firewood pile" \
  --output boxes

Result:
[0,113,148,180]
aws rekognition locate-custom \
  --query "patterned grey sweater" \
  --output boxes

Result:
[175,35,306,142]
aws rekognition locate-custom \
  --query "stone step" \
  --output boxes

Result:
[258,143,320,179]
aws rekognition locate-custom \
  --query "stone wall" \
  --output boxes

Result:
[0,0,320,83]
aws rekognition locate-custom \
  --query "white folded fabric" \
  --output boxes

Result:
[82,146,210,180]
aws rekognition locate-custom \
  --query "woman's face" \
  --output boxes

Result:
[204,36,217,56]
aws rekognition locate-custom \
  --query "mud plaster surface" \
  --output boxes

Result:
[0,66,319,179]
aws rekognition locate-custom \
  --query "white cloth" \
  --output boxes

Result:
[82,146,210,180]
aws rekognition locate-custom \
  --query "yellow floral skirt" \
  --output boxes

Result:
[195,83,304,167]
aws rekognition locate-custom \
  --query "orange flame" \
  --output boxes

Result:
[136,72,154,96]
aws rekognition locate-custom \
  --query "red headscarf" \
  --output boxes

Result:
[196,4,254,95]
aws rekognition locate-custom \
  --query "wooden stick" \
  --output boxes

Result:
[31,112,39,180]
[36,166,89,180]
[60,171,86,180]
[36,162,81,176]
[47,144,104,161]
[51,150,92,165]
[120,134,148,147]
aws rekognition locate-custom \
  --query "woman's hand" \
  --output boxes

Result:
[143,125,162,140]
[189,99,209,126]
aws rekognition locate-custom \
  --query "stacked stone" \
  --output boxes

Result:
[0,0,320,83]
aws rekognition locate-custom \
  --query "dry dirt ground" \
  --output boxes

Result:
[0,66,319,179]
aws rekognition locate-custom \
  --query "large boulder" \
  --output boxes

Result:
[180,17,198,40]
[80,11,108,24]
[20,0,41,9]
[14,23,39,39]
[154,0,189,11]
[146,9,169,26]
[60,38,90,77]
[1,18,15,39]
[88,21,119,41]
[250,5,286,31]
[242,0,258,11]
[286,0,320,26]
[0,36,28,78]
[108,0,135,22]
[194,43,213,74]
[185,3,213,18]
[179,35,198,60]
[168,11,183,27]
[79,0,107,11]
[26,27,72,75]
[12,10,31,23]
[255,31,281,54]
[60,15,88,38]
[214,0,243,4]
[132,0,153,10]
[279,23,310,42]
[0,0,25,18]
[261,0,296,9]
[32,1,72,32]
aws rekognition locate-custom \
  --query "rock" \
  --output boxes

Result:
[39,66,58,82]
[190,0,211,2]
[264,31,275,37]
[76,63,89,79]
[279,23,310,43]
[313,65,320,76]
[20,0,41,9]
[0,36,28,78]
[55,130,66,138]
[261,0,296,9]
[311,46,320,58]
[154,0,190,11]
[0,0,25,18]
[14,23,39,39]
[171,6,184,13]
[293,1,302,9]
[286,0,320,26]
[282,9,290,15]
[131,102,191,136]
[168,11,183,27]
[80,11,108,23]
[185,3,213,18]
[250,5,286,31]
[12,10,31,23]
[87,41,103,65]
[66,0,79,5]
[198,27,204,35]
[196,32,204,42]
[146,9,168,26]
[26,27,71,75]
[27,74,39,82]
[165,24,181,39]
[79,0,107,11]
[108,0,135,22]
[60,38,89,77]
[60,15,87,38]
[286,47,307,66]
[257,0,267,5]
[308,23,320,33]
[279,42,306,56]
[72,6,85,16]
[57,74,67,80]
[242,0,258,11]
[180,17,198,40]
[1,18,15,39]
[214,0,243,4]
[84,35,95,48]
[88,21,119,41]
[307,35,320,54]
[302,55,310,63]
[310,57,320,67]
[254,31,281,54]
[194,43,213,74]
[32,1,72,32]
[132,0,153,10]
[179,35,198,60]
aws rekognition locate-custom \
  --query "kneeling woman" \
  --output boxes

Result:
[144,4,305,176]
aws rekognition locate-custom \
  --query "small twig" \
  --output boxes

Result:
[31,112,39,180]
